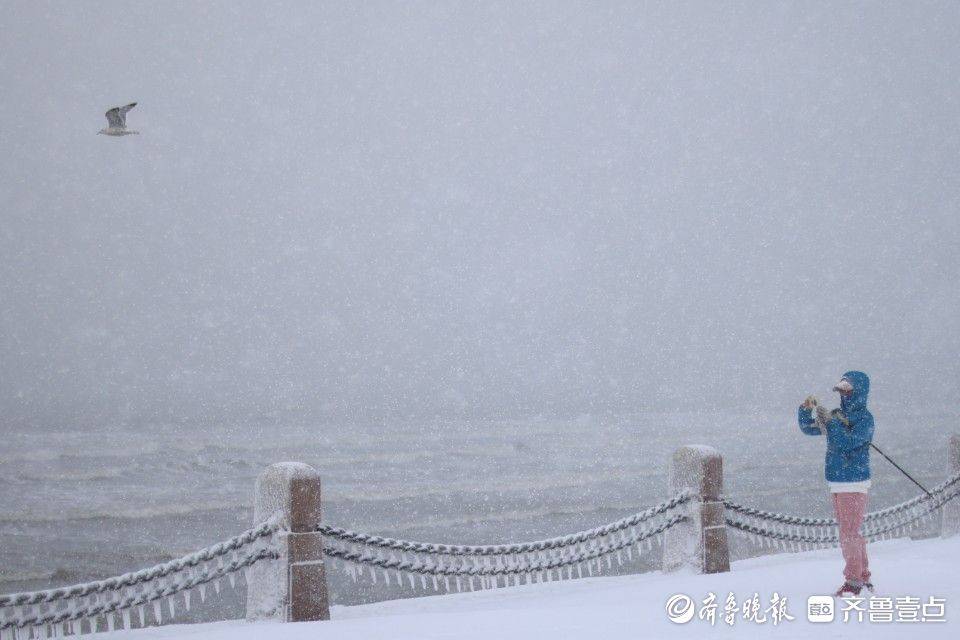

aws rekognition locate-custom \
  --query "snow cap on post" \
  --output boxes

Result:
[254,462,322,532]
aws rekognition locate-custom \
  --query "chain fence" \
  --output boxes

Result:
[318,491,692,592]
[0,518,281,639]
[723,471,960,552]
[2,469,958,638]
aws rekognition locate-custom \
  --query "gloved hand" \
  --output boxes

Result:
[816,405,832,426]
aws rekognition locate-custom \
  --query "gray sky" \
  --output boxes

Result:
[1,1,958,426]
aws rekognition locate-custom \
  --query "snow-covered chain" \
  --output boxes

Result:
[723,473,960,527]
[324,514,684,585]
[721,471,960,528]
[0,496,697,633]
[0,517,282,638]
[317,490,692,556]
[0,546,278,633]
[725,478,960,550]
[317,492,693,592]
[0,518,281,609]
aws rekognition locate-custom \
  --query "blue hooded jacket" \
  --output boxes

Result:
[798,370,874,482]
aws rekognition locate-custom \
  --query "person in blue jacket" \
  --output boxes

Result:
[798,370,875,596]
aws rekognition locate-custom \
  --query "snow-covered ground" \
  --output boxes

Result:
[107,535,958,639]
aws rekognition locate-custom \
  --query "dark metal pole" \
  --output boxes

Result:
[869,443,933,498]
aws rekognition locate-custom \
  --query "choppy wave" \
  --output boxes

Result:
[0,500,251,525]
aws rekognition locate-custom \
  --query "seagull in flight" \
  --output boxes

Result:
[99,103,139,136]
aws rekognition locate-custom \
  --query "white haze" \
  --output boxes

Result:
[1,1,959,428]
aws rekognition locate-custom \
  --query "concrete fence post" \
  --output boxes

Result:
[942,434,960,538]
[246,462,330,622]
[662,445,730,574]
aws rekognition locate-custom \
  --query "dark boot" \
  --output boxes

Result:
[835,581,862,596]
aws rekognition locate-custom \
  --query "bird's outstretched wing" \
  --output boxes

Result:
[104,103,136,128]
[105,107,123,128]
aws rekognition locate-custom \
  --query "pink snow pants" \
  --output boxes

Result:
[832,492,870,584]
